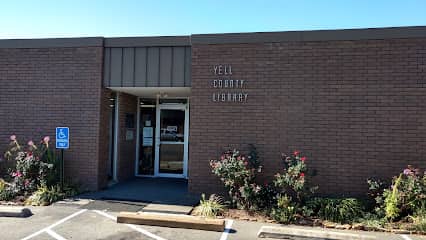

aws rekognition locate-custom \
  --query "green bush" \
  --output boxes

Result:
[356,213,386,229]
[384,174,402,221]
[410,215,426,232]
[306,197,364,223]
[0,179,15,201]
[369,166,426,222]
[270,194,296,223]
[269,151,317,223]
[273,151,317,204]
[25,185,65,206]
[0,179,5,191]
[194,194,225,218]
[367,178,387,217]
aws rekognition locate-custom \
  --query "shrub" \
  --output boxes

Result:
[273,151,317,204]
[3,135,57,197]
[0,179,5,191]
[370,166,426,222]
[306,197,364,223]
[25,185,65,206]
[270,151,317,223]
[367,178,387,217]
[0,178,15,201]
[194,194,225,218]
[270,194,296,223]
[410,215,426,232]
[210,146,263,210]
[357,212,386,229]
[253,183,277,211]
[384,174,402,221]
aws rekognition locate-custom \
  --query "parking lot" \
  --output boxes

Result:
[1,200,425,240]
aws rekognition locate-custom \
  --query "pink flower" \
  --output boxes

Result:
[27,140,34,146]
[300,157,306,162]
[12,171,22,178]
[43,136,50,143]
[10,135,16,141]
[403,169,411,175]
[24,179,30,187]
[243,161,248,166]
[300,173,305,177]
[293,151,300,156]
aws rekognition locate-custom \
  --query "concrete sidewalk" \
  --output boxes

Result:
[78,177,200,206]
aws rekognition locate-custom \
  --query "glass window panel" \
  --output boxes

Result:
[138,107,155,175]
[160,109,185,142]
[159,144,184,174]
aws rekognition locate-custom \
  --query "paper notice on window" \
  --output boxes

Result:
[143,137,153,146]
[143,127,153,138]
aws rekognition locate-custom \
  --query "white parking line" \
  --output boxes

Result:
[46,229,67,240]
[92,210,168,240]
[21,209,87,240]
[219,220,233,240]
[400,235,413,240]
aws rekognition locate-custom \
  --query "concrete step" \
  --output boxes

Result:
[141,203,193,215]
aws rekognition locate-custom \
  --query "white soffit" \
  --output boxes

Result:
[108,87,191,98]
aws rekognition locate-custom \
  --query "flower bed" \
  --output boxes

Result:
[0,135,79,206]
[196,146,426,235]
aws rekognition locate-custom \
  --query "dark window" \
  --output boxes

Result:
[125,113,135,129]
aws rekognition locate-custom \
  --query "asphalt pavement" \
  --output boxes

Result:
[1,199,425,240]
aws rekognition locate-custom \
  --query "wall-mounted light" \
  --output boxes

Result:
[109,95,116,108]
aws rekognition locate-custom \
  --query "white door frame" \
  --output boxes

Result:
[155,102,189,178]
[135,97,189,178]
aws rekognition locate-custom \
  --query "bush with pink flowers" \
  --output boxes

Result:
[210,146,263,210]
[210,147,317,215]
[1,135,58,201]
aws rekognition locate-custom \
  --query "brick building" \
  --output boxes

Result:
[0,26,425,196]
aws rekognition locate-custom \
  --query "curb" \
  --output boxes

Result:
[258,226,377,240]
[0,207,32,218]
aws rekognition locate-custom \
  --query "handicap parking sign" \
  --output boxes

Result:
[56,127,69,149]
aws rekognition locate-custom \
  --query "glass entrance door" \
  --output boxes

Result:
[155,103,188,178]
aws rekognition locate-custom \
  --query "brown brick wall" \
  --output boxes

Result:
[117,93,137,181]
[189,38,426,196]
[98,88,113,189]
[0,46,105,191]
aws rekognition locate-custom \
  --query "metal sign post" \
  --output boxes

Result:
[56,127,69,189]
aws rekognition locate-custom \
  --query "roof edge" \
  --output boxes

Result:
[190,26,426,45]
[0,37,104,49]
[104,36,190,47]
[0,26,425,48]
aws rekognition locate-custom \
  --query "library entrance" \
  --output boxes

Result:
[136,98,189,178]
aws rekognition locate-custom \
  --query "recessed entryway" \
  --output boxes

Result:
[136,97,189,179]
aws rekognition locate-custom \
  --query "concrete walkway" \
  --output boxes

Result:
[78,178,200,206]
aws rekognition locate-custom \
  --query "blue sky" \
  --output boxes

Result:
[1,0,425,39]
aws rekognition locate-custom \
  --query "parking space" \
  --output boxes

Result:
[1,201,425,240]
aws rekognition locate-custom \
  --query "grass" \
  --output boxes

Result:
[193,194,225,218]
